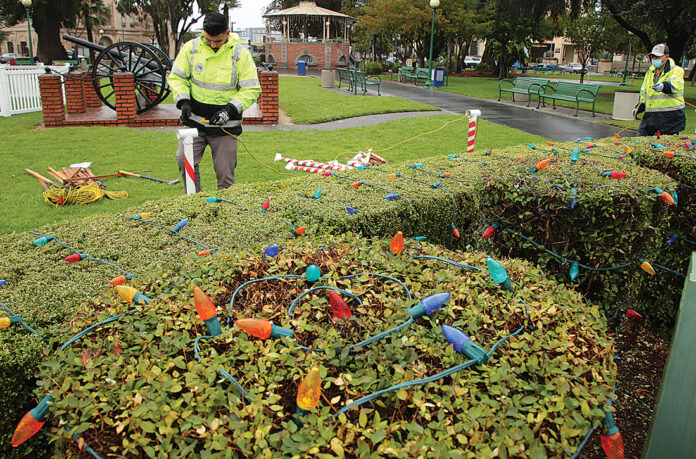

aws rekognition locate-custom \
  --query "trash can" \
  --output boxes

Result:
[297,61,306,76]
[321,70,334,88]
[431,68,446,87]
[612,89,640,120]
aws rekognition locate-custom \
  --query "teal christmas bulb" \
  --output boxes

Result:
[570,146,580,164]
[206,196,220,203]
[412,236,427,241]
[569,261,580,281]
[305,265,321,282]
[32,236,54,245]
[528,143,536,150]
[313,187,322,199]
[486,257,513,291]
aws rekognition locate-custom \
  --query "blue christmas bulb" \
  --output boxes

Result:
[0,279,5,287]
[346,206,358,214]
[569,261,580,281]
[384,193,399,201]
[668,233,679,244]
[574,138,582,143]
[569,188,578,209]
[432,181,441,188]
[441,324,471,352]
[263,244,279,259]
[173,218,189,232]
[408,292,450,319]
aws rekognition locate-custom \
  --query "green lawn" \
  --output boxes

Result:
[0,111,546,234]
[439,76,696,132]
[279,75,439,124]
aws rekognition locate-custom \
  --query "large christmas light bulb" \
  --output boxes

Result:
[329,291,352,320]
[115,285,151,304]
[261,198,270,213]
[64,253,86,263]
[305,265,321,282]
[11,396,54,447]
[481,222,499,239]
[639,260,656,275]
[570,146,580,164]
[263,244,279,259]
[486,257,513,291]
[569,261,580,281]
[441,325,488,364]
[235,318,293,339]
[108,274,135,286]
[296,366,322,410]
[600,408,625,459]
[408,292,450,319]
[390,231,404,254]
[32,236,54,246]
[172,218,189,232]
[205,196,220,203]
[193,286,222,336]
[313,187,322,199]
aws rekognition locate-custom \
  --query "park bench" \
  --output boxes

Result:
[538,81,601,116]
[412,67,430,85]
[336,68,355,91]
[356,71,381,95]
[498,77,549,107]
[398,65,415,83]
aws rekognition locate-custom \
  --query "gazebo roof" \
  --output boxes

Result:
[263,1,354,21]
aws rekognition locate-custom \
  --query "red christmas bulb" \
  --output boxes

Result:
[322,171,332,177]
[197,249,212,256]
[351,181,361,188]
[586,144,595,149]
[295,227,306,236]
[262,198,270,210]
[614,141,620,145]
[329,291,352,320]
[663,151,675,158]
[625,309,642,319]
[64,254,83,263]
[679,136,687,140]
[659,192,675,205]
[656,130,661,139]
[601,432,625,459]
[452,228,460,238]
[610,171,627,179]
[481,224,498,239]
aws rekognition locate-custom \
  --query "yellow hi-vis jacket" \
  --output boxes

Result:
[168,32,261,135]
[640,58,685,113]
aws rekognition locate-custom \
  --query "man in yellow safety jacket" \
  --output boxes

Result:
[168,12,261,192]
[634,43,685,136]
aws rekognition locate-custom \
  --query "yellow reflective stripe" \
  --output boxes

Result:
[238,79,260,88]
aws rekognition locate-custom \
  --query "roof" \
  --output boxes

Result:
[263,1,353,20]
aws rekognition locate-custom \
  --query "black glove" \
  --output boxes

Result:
[177,100,192,120]
[632,102,645,119]
[662,81,673,94]
[208,103,239,126]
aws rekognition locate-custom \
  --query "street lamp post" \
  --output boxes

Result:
[620,31,632,86]
[20,0,33,60]
[425,0,439,88]
[121,16,126,41]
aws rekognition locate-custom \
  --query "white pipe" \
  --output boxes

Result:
[176,128,199,195]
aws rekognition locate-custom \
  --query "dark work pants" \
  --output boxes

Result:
[176,133,238,193]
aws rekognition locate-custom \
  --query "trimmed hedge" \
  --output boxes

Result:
[39,234,614,457]
[0,135,689,455]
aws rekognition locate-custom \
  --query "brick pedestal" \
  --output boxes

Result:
[114,72,136,124]
[258,71,279,125]
[38,74,65,127]
[64,73,86,114]
[83,71,102,108]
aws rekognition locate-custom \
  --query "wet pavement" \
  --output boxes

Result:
[375,80,635,142]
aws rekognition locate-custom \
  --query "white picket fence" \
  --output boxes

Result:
[0,64,70,117]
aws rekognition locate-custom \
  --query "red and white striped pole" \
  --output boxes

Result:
[465,110,481,154]
[284,162,333,176]
[176,128,199,195]
[275,154,353,171]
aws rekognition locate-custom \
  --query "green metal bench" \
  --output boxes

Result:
[398,66,415,83]
[336,68,355,91]
[498,77,549,107]
[538,81,601,116]
[412,68,430,85]
[356,71,381,95]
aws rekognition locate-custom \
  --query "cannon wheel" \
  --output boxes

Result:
[142,44,172,106]
[92,41,169,114]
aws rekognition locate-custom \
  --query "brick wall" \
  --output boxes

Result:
[114,73,137,124]
[83,71,102,108]
[64,73,86,114]
[38,75,65,127]
[256,71,279,125]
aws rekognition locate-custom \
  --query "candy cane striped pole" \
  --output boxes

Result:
[176,128,199,195]
[284,162,332,175]
[275,154,353,171]
[464,110,481,154]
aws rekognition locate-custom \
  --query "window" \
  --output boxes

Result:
[470,40,479,56]
[130,17,136,27]
[7,42,14,53]
[20,41,28,55]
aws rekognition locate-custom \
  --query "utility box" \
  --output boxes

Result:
[431,68,446,87]
[612,89,640,120]
[297,61,306,76]
[321,70,334,88]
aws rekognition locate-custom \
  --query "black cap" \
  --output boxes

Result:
[203,12,228,35]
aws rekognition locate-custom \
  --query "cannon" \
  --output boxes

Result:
[63,34,171,113]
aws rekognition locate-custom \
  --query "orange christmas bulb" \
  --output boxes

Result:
[197,249,212,256]
[11,396,53,447]
[640,260,656,275]
[296,366,322,410]
[193,286,217,321]
[390,231,404,254]
[536,158,551,171]
[546,141,554,147]
[351,181,361,188]
[235,318,273,339]
[659,192,675,205]
[663,151,675,158]
[295,227,307,236]
[452,228,460,238]
[444,172,451,177]
[109,275,127,286]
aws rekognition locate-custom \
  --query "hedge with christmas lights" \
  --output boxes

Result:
[28,234,615,458]
[0,136,684,455]
[472,142,687,325]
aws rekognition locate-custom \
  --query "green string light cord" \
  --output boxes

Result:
[60,308,138,351]
[409,255,481,272]
[333,324,526,419]
[330,172,413,206]
[203,195,299,234]
[193,335,249,401]
[0,300,42,338]
[123,216,215,253]
[29,232,134,276]
[63,424,103,459]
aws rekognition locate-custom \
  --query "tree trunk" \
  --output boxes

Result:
[34,10,67,62]
[83,7,96,63]
[690,63,696,86]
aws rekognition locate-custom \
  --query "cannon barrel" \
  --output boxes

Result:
[63,34,107,53]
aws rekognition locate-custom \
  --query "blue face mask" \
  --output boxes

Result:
[652,58,663,68]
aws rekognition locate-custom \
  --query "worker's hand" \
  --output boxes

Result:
[177,100,192,120]
[208,108,231,125]
[632,103,645,119]
[652,82,664,92]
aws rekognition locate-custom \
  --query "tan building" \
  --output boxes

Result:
[2,0,155,59]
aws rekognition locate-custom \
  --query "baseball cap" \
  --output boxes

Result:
[649,43,669,57]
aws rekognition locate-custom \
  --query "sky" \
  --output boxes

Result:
[229,1,273,29]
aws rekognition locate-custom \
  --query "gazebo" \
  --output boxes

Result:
[263,1,354,70]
